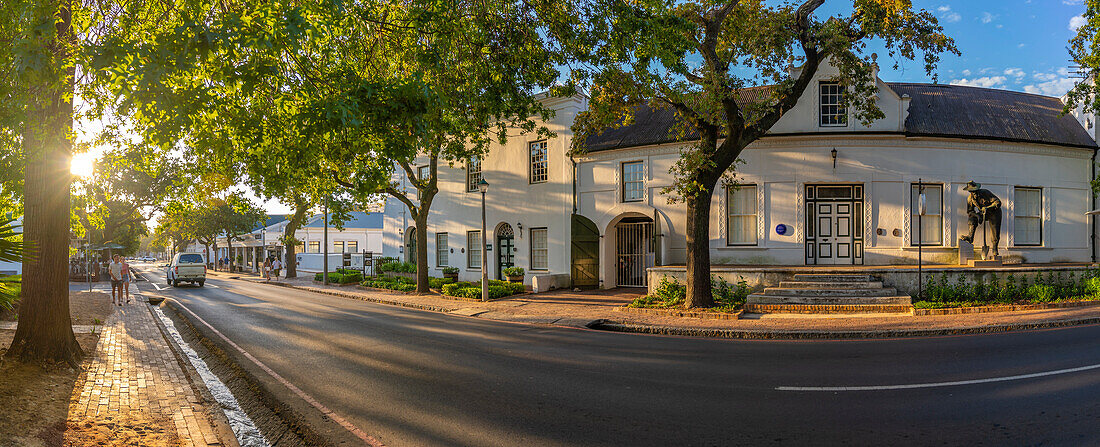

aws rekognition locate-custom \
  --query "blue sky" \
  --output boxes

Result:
[839,0,1088,97]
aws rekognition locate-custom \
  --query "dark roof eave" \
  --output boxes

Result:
[581,130,1097,154]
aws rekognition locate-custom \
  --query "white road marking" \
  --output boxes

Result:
[777,363,1100,392]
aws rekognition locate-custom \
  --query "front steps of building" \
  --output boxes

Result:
[745,274,913,314]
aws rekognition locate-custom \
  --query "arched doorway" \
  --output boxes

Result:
[495,223,515,280]
[571,214,599,288]
[614,216,654,287]
[404,227,417,264]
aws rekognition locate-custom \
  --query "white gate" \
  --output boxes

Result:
[616,222,653,287]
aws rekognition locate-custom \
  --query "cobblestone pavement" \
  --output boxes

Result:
[69,297,227,446]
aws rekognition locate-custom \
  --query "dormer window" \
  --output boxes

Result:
[819,81,848,127]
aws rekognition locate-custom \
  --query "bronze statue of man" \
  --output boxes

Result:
[960,181,1002,256]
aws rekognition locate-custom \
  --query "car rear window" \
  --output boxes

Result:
[178,254,204,264]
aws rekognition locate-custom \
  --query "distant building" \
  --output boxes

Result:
[0,217,21,275]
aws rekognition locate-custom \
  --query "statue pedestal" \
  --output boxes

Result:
[958,239,975,266]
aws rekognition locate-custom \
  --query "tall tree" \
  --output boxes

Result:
[328,0,565,293]
[3,0,83,365]
[570,0,957,307]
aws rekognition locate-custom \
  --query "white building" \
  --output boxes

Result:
[0,217,21,275]
[188,211,385,274]
[383,64,1099,289]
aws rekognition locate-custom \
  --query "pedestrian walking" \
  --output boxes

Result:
[108,255,124,306]
[121,257,132,304]
[263,257,272,281]
[271,258,282,281]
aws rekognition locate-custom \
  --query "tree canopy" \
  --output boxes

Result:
[569,0,957,307]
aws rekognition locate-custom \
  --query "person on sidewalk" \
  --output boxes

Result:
[271,257,282,281]
[121,257,132,304]
[108,255,124,306]
[263,257,271,281]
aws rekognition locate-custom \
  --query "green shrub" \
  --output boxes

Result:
[429,277,455,289]
[1086,277,1100,297]
[1026,284,1056,303]
[441,266,459,274]
[502,267,525,277]
[336,268,359,275]
[314,272,345,283]
[440,280,522,299]
[712,276,750,310]
[340,271,363,284]
[378,261,417,273]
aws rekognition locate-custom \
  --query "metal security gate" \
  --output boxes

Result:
[616,221,653,287]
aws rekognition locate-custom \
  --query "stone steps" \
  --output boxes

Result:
[763,287,898,297]
[744,274,912,314]
[746,294,913,306]
[778,280,883,289]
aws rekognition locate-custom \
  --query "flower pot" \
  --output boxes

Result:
[444,272,459,281]
[506,275,524,283]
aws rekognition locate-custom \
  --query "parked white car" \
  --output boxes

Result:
[167,252,206,287]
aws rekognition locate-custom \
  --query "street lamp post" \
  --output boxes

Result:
[478,179,489,302]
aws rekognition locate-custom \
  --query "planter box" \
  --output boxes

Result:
[444,272,459,281]
[506,275,524,283]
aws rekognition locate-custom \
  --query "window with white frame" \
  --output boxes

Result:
[333,241,345,253]
[726,185,758,245]
[530,228,548,270]
[819,81,848,127]
[308,241,320,253]
[1014,187,1042,246]
[436,233,449,267]
[417,165,430,200]
[530,141,548,183]
[621,161,644,202]
[910,183,943,246]
[347,241,358,253]
[467,231,482,269]
[467,157,482,192]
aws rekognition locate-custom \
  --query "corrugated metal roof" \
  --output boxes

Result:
[581,83,1096,152]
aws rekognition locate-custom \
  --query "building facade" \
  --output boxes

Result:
[384,63,1099,289]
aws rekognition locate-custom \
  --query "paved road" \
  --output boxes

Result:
[132,264,1100,446]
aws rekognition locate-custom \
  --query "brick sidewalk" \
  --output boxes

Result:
[69,299,227,446]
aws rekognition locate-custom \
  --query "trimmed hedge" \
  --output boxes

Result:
[378,261,416,273]
[440,280,524,300]
[313,271,362,284]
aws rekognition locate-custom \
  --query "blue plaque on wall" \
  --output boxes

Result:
[775,224,788,235]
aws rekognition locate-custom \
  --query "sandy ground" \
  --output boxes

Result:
[0,331,99,446]
[1,291,116,326]
[0,291,171,446]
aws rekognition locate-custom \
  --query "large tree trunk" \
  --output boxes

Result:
[683,190,715,309]
[414,212,430,294]
[282,198,309,278]
[6,0,83,366]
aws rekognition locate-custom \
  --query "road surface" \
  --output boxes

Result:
[131,263,1100,446]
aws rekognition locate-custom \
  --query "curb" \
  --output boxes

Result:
[913,299,1100,315]
[140,293,241,447]
[617,306,744,320]
[591,317,1100,339]
[160,297,368,446]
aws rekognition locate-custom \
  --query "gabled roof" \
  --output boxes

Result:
[303,211,383,229]
[254,215,289,231]
[581,83,1096,152]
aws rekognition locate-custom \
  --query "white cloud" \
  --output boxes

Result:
[1070,15,1087,32]
[980,12,996,24]
[1004,68,1026,79]
[1063,0,1084,5]
[1018,43,1026,48]
[937,5,961,22]
[962,69,972,76]
[1024,70,1078,97]
[950,76,1008,88]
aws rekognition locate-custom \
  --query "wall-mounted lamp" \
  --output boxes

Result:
[831,148,838,169]
[517,222,523,233]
